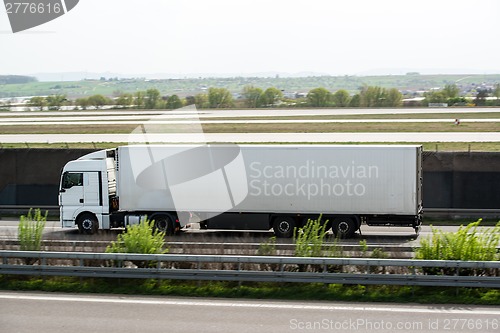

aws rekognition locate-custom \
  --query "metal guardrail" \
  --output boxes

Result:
[0,250,499,288]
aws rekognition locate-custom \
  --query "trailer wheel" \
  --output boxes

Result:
[152,214,174,236]
[77,213,98,235]
[332,217,357,239]
[273,216,296,238]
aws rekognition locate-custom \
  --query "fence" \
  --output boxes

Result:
[1,250,499,288]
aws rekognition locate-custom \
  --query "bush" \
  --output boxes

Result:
[294,215,329,258]
[106,219,168,268]
[415,220,500,275]
[416,220,500,262]
[18,208,47,252]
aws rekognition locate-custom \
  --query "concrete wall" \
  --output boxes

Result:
[0,149,499,209]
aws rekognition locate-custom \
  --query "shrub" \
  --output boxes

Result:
[106,219,168,268]
[294,215,329,258]
[18,208,47,252]
[415,220,500,275]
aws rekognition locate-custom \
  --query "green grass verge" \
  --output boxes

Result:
[1,277,499,305]
[1,121,498,134]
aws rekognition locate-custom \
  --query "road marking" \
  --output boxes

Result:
[0,293,499,315]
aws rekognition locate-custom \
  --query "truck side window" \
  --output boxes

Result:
[62,172,83,189]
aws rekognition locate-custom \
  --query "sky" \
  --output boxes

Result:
[1,0,500,79]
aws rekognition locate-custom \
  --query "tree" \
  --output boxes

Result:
[45,94,66,110]
[242,85,264,108]
[145,89,160,109]
[260,87,283,107]
[359,86,384,107]
[332,89,350,107]
[29,96,47,111]
[493,83,500,105]
[185,95,196,106]
[474,89,488,106]
[384,88,403,107]
[443,84,460,99]
[307,87,332,107]
[135,91,145,108]
[423,91,447,105]
[87,94,109,109]
[75,97,90,110]
[195,93,209,108]
[166,94,183,109]
[208,87,233,108]
[348,94,360,107]
[116,93,134,108]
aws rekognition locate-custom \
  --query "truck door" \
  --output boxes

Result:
[60,171,102,222]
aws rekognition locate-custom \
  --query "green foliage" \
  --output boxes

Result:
[260,87,283,106]
[332,89,351,107]
[443,84,460,98]
[145,89,161,109]
[257,236,277,256]
[18,208,47,251]
[294,215,329,258]
[416,220,500,262]
[45,94,66,110]
[359,86,402,107]
[307,87,332,107]
[87,94,111,109]
[116,93,134,108]
[166,94,183,109]
[359,239,388,259]
[242,85,264,108]
[106,219,168,255]
[134,91,145,108]
[29,96,47,111]
[208,87,233,108]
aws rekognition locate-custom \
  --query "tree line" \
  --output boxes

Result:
[28,83,500,110]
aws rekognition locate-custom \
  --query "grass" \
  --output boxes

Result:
[0,277,499,305]
[0,121,498,134]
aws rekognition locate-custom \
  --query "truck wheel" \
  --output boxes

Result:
[77,213,98,235]
[332,217,357,239]
[153,214,174,236]
[273,216,296,238]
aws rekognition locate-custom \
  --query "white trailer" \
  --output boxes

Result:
[59,144,423,238]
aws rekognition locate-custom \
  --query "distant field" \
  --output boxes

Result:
[1,73,500,98]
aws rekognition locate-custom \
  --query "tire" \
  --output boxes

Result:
[273,216,296,238]
[332,217,357,239]
[77,213,98,235]
[152,214,174,235]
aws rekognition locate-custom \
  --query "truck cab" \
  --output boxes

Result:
[59,150,116,233]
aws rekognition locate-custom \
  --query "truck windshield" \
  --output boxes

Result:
[62,172,83,189]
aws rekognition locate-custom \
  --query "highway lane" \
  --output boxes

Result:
[2,132,500,143]
[2,107,500,118]
[1,118,498,126]
[0,219,484,247]
[1,292,499,333]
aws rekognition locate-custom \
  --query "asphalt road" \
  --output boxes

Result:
[1,292,499,333]
[0,220,484,248]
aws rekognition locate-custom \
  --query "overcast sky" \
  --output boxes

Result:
[1,0,500,78]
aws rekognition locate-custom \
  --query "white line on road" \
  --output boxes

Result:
[0,293,499,315]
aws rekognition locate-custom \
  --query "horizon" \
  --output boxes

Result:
[1,0,500,78]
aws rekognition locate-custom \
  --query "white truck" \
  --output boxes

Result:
[59,144,423,238]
